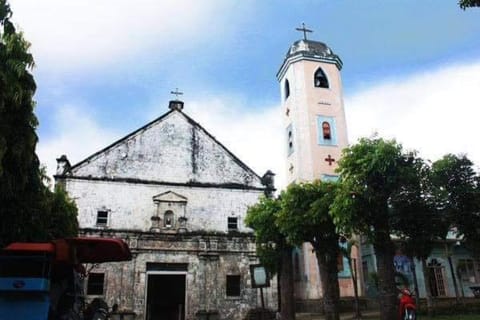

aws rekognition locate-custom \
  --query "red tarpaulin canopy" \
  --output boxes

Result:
[3,242,56,254]
[3,237,131,264]
[63,237,132,263]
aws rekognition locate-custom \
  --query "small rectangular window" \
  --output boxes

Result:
[226,275,241,296]
[87,273,105,295]
[286,124,294,155]
[458,259,478,282]
[96,211,108,226]
[228,217,238,231]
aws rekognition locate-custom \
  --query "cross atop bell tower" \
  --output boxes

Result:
[295,23,313,40]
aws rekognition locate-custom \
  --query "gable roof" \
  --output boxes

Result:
[60,107,266,190]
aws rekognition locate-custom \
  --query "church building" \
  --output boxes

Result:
[55,29,368,319]
[55,99,276,320]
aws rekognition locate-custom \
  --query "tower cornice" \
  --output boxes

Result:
[277,53,343,81]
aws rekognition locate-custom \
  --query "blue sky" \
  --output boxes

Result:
[8,0,480,188]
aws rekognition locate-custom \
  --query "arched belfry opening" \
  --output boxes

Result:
[314,68,329,88]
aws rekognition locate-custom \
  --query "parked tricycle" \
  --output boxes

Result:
[0,237,131,320]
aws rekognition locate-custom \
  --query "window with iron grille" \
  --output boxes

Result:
[226,275,241,296]
[87,273,105,295]
[228,217,238,231]
[96,211,108,226]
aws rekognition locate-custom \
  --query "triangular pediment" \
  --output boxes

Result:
[66,109,264,189]
[153,191,187,203]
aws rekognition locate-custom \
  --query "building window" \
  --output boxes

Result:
[164,210,174,228]
[458,259,478,283]
[317,116,337,145]
[226,275,241,296]
[322,121,331,140]
[228,217,238,231]
[96,211,108,226]
[286,124,294,155]
[284,79,290,100]
[322,174,339,182]
[87,273,105,295]
[314,68,329,88]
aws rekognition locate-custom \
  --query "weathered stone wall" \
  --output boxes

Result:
[83,230,277,320]
[66,178,262,233]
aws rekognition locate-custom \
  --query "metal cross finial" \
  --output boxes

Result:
[296,22,313,40]
[170,88,183,100]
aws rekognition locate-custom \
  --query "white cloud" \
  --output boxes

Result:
[9,0,250,72]
[37,104,121,180]
[345,60,480,167]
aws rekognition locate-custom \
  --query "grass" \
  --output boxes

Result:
[367,315,480,320]
[432,315,480,320]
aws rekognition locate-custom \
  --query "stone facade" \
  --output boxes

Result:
[56,104,276,320]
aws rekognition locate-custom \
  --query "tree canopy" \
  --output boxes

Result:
[245,196,286,274]
[277,181,341,320]
[459,0,480,9]
[246,196,295,320]
[332,137,408,320]
[430,154,480,256]
[0,0,78,247]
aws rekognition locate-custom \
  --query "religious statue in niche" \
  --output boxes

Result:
[164,210,174,228]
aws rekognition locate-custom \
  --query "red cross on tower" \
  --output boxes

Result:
[325,154,335,166]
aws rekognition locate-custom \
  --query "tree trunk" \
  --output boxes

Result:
[421,258,435,317]
[280,247,295,320]
[373,231,397,320]
[349,258,362,319]
[315,249,340,320]
[277,260,282,312]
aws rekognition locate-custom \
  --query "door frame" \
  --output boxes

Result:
[145,271,188,320]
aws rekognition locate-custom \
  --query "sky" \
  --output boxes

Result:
[7,0,480,189]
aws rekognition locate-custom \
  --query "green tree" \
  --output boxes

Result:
[0,0,77,247]
[277,181,341,320]
[431,154,480,258]
[332,137,411,320]
[459,0,480,9]
[389,155,445,316]
[245,197,295,320]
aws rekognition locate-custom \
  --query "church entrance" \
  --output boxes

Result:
[146,273,186,320]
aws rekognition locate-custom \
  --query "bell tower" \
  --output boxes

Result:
[277,28,348,184]
[277,28,354,300]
